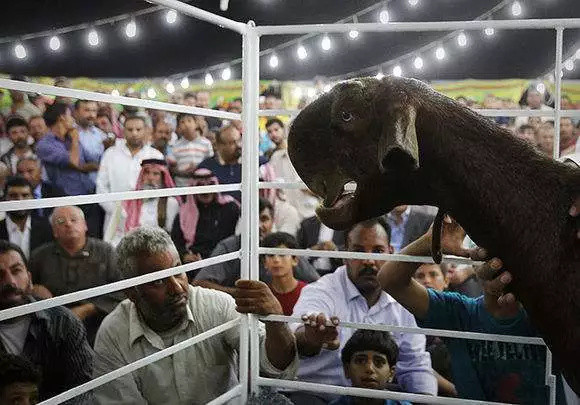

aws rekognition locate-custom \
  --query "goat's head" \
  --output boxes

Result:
[288,76,421,230]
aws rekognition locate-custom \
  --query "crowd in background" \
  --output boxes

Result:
[0,74,579,405]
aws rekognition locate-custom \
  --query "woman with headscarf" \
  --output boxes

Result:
[171,168,240,266]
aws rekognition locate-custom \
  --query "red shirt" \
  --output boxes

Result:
[271,280,307,316]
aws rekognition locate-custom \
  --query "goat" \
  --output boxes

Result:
[287,76,580,395]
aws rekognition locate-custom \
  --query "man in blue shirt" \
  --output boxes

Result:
[74,100,105,185]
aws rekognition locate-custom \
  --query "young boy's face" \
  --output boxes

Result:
[0,382,39,405]
[178,116,199,141]
[264,244,298,277]
[344,350,394,390]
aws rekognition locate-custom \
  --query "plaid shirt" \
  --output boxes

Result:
[0,297,95,404]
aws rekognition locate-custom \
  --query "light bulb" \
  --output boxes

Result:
[536,83,546,94]
[297,45,307,60]
[180,77,189,89]
[511,1,522,17]
[147,87,156,99]
[484,27,495,37]
[14,44,26,59]
[293,87,303,99]
[408,0,419,6]
[457,32,468,47]
[379,9,390,24]
[205,73,214,86]
[564,59,574,71]
[321,35,331,51]
[375,71,385,80]
[111,89,120,97]
[348,30,359,40]
[269,54,279,68]
[166,9,177,24]
[165,82,175,94]
[435,46,446,60]
[125,20,137,38]
[49,36,61,51]
[392,65,402,77]
[307,88,316,98]
[414,56,424,70]
[221,67,232,81]
[88,30,99,46]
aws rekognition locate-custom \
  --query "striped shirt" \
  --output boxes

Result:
[168,136,213,187]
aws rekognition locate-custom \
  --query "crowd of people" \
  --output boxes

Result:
[0,74,579,405]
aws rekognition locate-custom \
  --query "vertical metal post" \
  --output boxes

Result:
[241,19,261,402]
[553,27,564,160]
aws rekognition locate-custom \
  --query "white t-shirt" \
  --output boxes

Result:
[0,316,31,354]
[167,136,213,187]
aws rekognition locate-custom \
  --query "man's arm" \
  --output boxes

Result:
[194,240,238,294]
[190,279,235,296]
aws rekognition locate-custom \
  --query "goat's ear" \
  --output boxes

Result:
[378,105,419,173]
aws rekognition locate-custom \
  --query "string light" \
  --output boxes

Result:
[205,72,214,86]
[564,59,574,71]
[457,32,468,47]
[484,27,495,36]
[307,87,316,98]
[321,35,332,51]
[408,0,419,6]
[536,83,546,94]
[348,30,359,40]
[111,89,120,97]
[511,1,522,17]
[269,54,279,68]
[413,56,424,70]
[435,46,446,60]
[88,29,99,47]
[293,87,303,99]
[166,9,178,24]
[180,77,189,89]
[14,44,26,59]
[48,36,61,51]
[165,82,175,94]
[297,45,308,60]
[375,71,385,80]
[147,87,156,99]
[125,19,137,39]
[379,8,390,23]
[392,65,402,77]
[221,67,232,80]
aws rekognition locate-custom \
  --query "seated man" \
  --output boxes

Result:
[262,232,307,316]
[0,353,41,405]
[288,218,436,404]
[0,241,94,402]
[106,159,179,247]
[171,168,240,264]
[0,177,52,259]
[93,227,298,404]
[330,329,411,405]
[16,156,64,217]
[194,197,319,294]
[378,218,558,403]
[297,215,345,275]
[29,205,122,345]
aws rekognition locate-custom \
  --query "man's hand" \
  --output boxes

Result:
[475,257,517,307]
[32,284,53,300]
[571,196,580,239]
[70,303,97,320]
[232,280,283,316]
[311,241,337,251]
[68,128,79,142]
[301,313,340,351]
[425,216,487,260]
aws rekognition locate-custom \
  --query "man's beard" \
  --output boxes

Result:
[353,266,381,294]
[141,183,161,191]
[0,283,28,310]
[9,210,30,220]
[13,139,28,149]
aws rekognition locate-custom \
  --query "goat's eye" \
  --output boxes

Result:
[341,111,353,122]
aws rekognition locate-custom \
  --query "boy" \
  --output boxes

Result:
[168,113,213,187]
[262,232,306,316]
[330,329,411,405]
[0,354,40,405]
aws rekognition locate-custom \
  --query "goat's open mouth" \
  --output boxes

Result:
[316,181,359,230]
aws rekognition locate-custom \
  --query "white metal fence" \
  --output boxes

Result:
[0,1,578,404]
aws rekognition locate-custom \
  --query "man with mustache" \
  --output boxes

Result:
[0,240,94,403]
[288,218,436,404]
[93,227,298,404]
[0,116,35,175]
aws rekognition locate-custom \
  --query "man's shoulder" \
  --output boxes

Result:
[36,304,86,335]
[198,155,218,168]
[30,241,57,258]
[87,237,115,253]
[141,146,164,159]
[188,286,236,319]
[215,234,241,251]
[97,299,132,338]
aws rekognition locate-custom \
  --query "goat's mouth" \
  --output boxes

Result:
[316,181,359,230]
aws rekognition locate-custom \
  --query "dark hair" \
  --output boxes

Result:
[262,232,298,250]
[517,124,536,134]
[341,329,399,368]
[215,124,239,143]
[183,92,197,100]
[0,354,40,393]
[259,197,274,216]
[176,113,196,126]
[233,97,242,103]
[0,240,29,270]
[5,116,28,133]
[4,176,33,198]
[124,115,146,127]
[43,102,69,127]
[96,107,111,120]
[345,217,392,248]
[74,99,96,110]
[265,118,284,130]
[28,115,44,123]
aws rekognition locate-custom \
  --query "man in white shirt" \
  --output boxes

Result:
[94,227,298,404]
[0,177,52,259]
[96,115,164,235]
